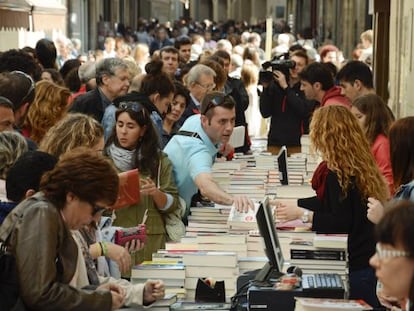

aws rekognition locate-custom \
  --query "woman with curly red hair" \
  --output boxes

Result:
[276,105,389,308]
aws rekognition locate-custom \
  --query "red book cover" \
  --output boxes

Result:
[111,169,140,209]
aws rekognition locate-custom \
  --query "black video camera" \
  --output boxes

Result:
[259,54,296,85]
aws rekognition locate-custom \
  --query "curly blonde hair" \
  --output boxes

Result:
[310,105,389,202]
[23,80,71,143]
[39,113,104,159]
[0,131,28,179]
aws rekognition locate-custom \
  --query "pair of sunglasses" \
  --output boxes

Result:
[11,70,35,106]
[201,94,228,115]
[118,101,146,114]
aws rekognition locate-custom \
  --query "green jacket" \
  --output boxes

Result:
[113,152,180,264]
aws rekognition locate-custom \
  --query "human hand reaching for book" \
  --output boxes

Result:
[274,199,303,222]
[233,195,255,213]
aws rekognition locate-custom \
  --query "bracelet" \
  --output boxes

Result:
[99,241,108,257]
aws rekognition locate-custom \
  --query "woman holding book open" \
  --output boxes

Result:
[275,105,389,308]
[105,100,180,267]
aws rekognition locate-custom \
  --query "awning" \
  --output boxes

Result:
[0,0,31,29]
[27,0,67,32]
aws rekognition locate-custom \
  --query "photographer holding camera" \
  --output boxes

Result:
[259,50,318,155]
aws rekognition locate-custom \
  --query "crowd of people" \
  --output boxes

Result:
[0,17,412,311]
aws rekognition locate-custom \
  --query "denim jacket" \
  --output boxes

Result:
[394,180,414,201]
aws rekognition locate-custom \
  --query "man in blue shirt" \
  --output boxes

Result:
[164,91,253,221]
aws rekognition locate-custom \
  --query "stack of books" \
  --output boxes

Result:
[182,251,239,301]
[238,256,267,275]
[246,230,266,257]
[300,135,321,181]
[286,234,349,283]
[196,233,248,257]
[131,261,186,298]
[121,293,178,311]
[227,203,259,234]
[254,154,278,170]
[186,205,231,236]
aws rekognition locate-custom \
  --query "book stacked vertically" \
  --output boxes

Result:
[254,154,278,170]
[227,203,259,234]
[287,234,349,284]
[226,169,268,200]
[186,205,231,236]
[131,261,186,298]
[246,229,266,257]
[300,135,321,182]
[182,251,239,301]
[287,154,306,185]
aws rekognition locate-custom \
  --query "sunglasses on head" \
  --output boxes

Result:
[202,94,226,115]
[10,70,35,105]
[118,101,145,113]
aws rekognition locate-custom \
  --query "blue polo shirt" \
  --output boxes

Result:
[163,114,218,213]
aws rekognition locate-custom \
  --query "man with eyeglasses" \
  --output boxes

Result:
[70,58,130,123]
[164,91,254,224]
[177,64,216,127]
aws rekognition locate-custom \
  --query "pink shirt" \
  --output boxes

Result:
[371,134,394,195]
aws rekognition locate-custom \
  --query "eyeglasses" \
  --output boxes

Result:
[10,70,35,106]
[375,243,410,260]
[119,101,145,113]
[196,82,216,91]
[91,203,106,216]
[201,94,226,115]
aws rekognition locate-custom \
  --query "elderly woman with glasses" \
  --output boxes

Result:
[105,101,180,268]
[0,148,126,310]
[370,200,414,311]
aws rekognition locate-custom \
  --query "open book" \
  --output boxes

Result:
[228,125,245,148]
[111,168,140,209]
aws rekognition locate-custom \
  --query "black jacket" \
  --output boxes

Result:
[298,171,375,272]
[69,88,104,122]
[260,80,317,146]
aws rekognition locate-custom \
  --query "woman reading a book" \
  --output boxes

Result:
[370,200,414,311]
[105,100,180,267]
[276,105,389,308]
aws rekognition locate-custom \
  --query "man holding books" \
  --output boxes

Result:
[164,91,254,223]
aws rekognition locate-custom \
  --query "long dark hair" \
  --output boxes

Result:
[389,116,414,187]
[105,102,160,178]
[352,94,393,145]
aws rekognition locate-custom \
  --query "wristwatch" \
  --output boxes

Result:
[301,210,310,223]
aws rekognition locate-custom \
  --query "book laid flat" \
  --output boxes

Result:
[131,262,185,279]
[294,297,372,311]
[170,302,232,310]
[112,168,140,209]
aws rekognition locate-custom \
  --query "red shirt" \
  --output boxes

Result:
[371,134,394,195]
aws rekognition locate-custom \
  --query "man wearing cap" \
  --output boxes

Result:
[164,91,254,223]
